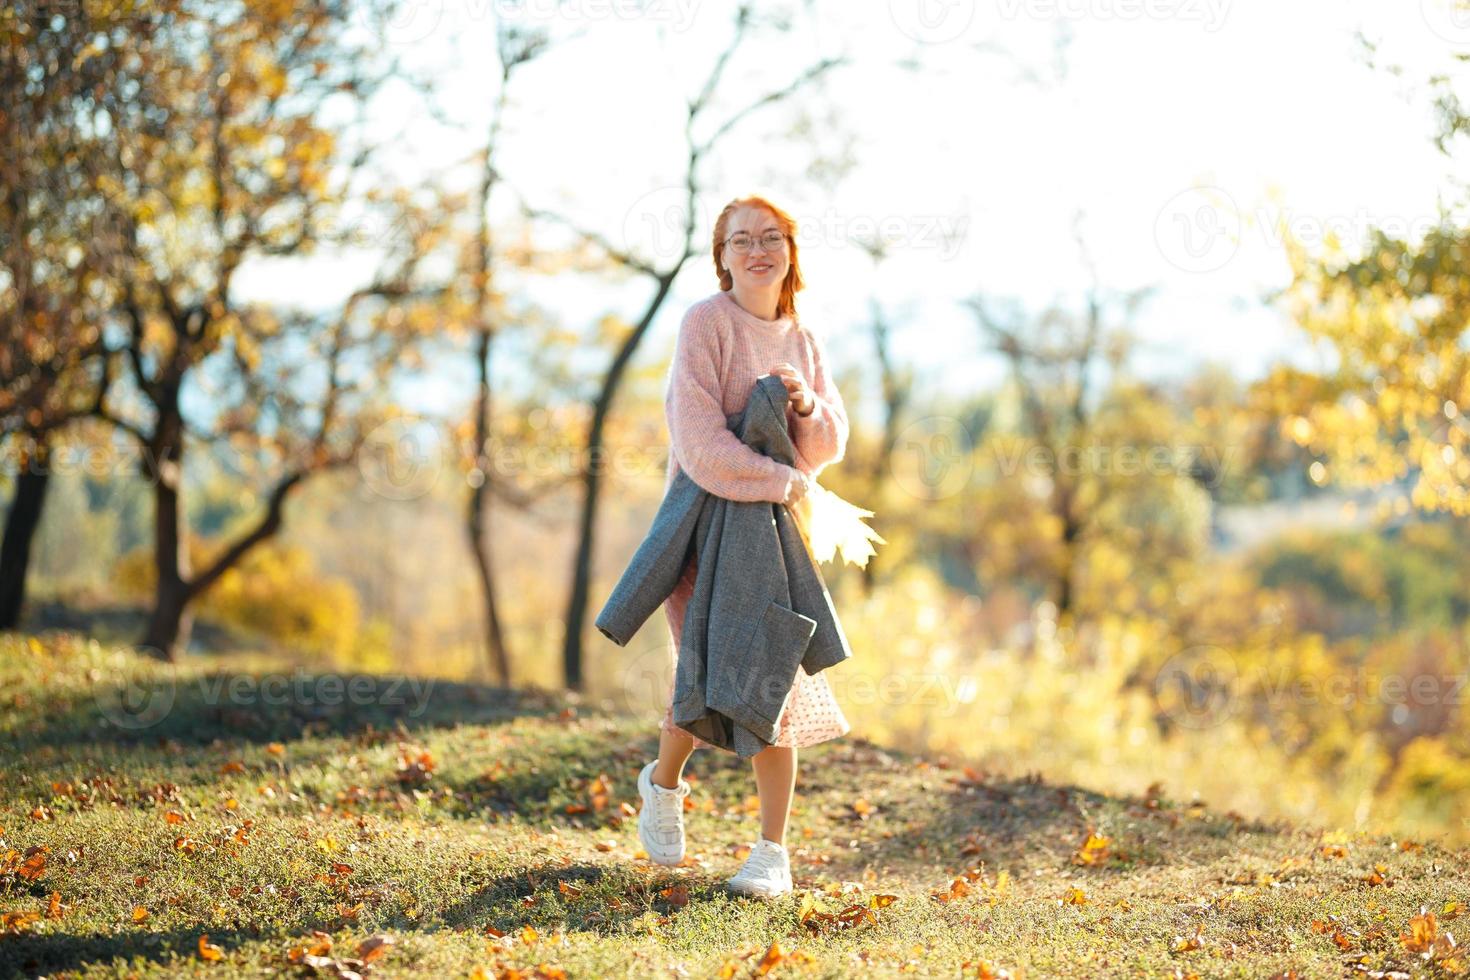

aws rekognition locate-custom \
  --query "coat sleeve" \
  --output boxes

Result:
[667,304,798,503]
[790,325,849,475]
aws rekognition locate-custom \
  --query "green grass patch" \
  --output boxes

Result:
[2,632,1467,978]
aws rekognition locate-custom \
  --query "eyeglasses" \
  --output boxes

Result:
[722,230,787,254]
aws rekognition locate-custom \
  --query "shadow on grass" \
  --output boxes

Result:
[440,856,765,937]
[25,599,266,656]
[0,925,269,978]
[3,666,567,754]
[787,737,1297,886]
[0,861,707,977]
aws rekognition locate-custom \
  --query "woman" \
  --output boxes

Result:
[635,195,852,898]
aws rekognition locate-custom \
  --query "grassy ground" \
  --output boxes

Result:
[1,632,1467,979]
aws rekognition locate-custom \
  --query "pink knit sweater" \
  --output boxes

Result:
[664,289,849,501]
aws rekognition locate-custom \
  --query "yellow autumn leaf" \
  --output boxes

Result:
[789,481,885,567]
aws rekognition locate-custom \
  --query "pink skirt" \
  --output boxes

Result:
[660,552,850,751]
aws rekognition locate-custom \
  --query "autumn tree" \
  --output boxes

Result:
[0,0,136,627]
[1268,37,1470,517]
[55,0,445,659]
[964,217,1168,624]
[456,21,553,686]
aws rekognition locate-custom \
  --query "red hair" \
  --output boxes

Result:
[712,196,804,321]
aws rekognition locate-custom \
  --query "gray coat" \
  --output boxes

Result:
[595,373,853,757]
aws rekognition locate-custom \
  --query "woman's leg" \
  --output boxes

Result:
[654,557,699,790]
[653,723,695,789]
[750,744,797,845]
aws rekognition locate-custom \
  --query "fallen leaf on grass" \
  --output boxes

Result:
[198,933,224,961]
[1396,906,1465,972]
[1,910,41,934]
[18,848,47,881]
[356,934,395,962]
[587,773,611,812]
[1072,831,1111,866]
[285,931,395,977]
[719,940,815,976]
[932,877,972,902]
[1171,923,1203,953]
[960,830,988,856]
[395,746,435,786]
[757,939,785,974]
[931,865,1006,905]
[286,930,335,962]
[798,891,895,933]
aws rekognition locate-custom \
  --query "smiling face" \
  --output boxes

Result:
[721,205,789,294]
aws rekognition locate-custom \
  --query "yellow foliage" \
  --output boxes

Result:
[112,539,362,664]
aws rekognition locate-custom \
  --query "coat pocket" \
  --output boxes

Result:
[730,598,818,730]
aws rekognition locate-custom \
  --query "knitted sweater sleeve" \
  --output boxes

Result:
[790,325,850,475]
[667,304,799,503]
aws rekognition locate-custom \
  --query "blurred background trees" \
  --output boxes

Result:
[3,1,1468,844]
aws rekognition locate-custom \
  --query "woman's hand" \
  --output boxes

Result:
[769,362,815,416]
[782,468,811,507]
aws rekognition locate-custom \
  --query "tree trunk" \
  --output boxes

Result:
[142,572,194,662]
[141,392,192,661]
[562,277,675,692]
[562,403,608,692]
[468,328,512,685]
[0,435,51,630]
[1054,488,1080,625]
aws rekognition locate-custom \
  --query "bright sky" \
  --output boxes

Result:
[233,0,1470,423]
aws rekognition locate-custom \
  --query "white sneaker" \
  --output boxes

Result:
[637,760,690,866]
[726,838,793,898]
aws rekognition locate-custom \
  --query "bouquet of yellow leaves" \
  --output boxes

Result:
[787,478,886,568]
